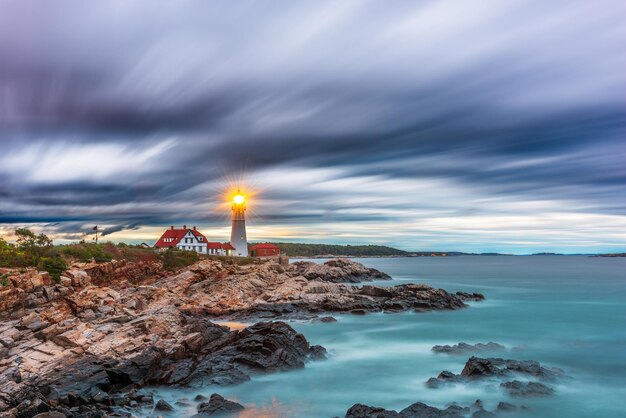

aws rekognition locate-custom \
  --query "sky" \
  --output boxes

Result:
[0,0,625,254]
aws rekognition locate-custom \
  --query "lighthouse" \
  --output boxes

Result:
[230,190,248,256]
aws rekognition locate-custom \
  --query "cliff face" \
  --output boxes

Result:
[0,257,482,416]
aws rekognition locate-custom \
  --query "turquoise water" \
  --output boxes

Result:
[150,256,626,417]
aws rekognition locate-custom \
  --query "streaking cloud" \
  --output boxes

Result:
[0,0,625,253]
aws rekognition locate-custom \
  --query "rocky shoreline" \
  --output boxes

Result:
[1,257,485,417]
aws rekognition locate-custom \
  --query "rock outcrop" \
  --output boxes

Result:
[345,399,497,418]
[0,256,483,417]
[426,356,566,399]
[292,258,392,282]
[460,357,565,382]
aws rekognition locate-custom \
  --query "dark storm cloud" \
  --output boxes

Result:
[101,223,141,237]
[0,0,625,250]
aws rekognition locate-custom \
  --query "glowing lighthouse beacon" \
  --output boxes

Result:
[230,190,248,256]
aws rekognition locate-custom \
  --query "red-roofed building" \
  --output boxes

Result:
[249,243,280,258]
[154,226,234,255]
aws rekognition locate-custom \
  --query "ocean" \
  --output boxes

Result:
[148,256,626,417]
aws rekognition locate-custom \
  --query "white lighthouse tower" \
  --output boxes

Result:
[230,190,248,256]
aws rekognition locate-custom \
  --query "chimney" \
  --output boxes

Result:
[183,225,187,230]
[170,226,174,230]
[193,226,197,230]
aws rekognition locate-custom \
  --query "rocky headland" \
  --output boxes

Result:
[0,257,483,417]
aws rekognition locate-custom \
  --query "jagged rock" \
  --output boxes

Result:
[461,357,565,381]
[155,399,175,411]
[59,276,72,287]
[7,270,53,293]
[500,380,555,397]
[193,393,244,416]
[400,402,468,417]
[0,257,482,416]
[178,321,326,386]
[0,336,15,349]
[345,403,400,418]
[183,332,204,353]
[0,286,25,317]
[427,356,565,396]
[345,401,471,418]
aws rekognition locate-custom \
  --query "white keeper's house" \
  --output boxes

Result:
[154,225,235,255]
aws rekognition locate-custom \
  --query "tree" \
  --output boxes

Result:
[13,228,53,264]
[15,228,52,250]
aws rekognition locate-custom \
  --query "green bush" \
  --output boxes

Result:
[1,274,9,287]
[161,248,199,270]
[37,257,67,283]
[58,243,114,263]
[0,234,42,267]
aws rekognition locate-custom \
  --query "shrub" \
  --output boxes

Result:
[58,243,114,263]
[161,248,199,270]
[37,257,68,283]
[0,274,9,287]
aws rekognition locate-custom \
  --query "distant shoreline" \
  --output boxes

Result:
[270,242,625,258]
[289,253,621,259]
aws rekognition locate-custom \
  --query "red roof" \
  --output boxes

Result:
[206,242,223,249]
[221,243,236,250]
[154,226,209,248]
[250,243,279,250]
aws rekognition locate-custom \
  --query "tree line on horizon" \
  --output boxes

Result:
[270,242,408,257]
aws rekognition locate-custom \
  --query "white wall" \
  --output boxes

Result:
[176,230,208,254]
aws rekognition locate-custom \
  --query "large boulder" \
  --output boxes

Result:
[179,321,326,386]
[194,393,245,416]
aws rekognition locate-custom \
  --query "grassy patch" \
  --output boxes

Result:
[161,248,199,271]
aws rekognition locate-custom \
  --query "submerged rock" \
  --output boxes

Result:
[432,342,505,355]
[500,380,555,397]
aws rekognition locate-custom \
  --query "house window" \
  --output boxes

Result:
[198,237,203,241]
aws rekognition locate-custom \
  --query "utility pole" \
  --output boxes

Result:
[93,225,98,244]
